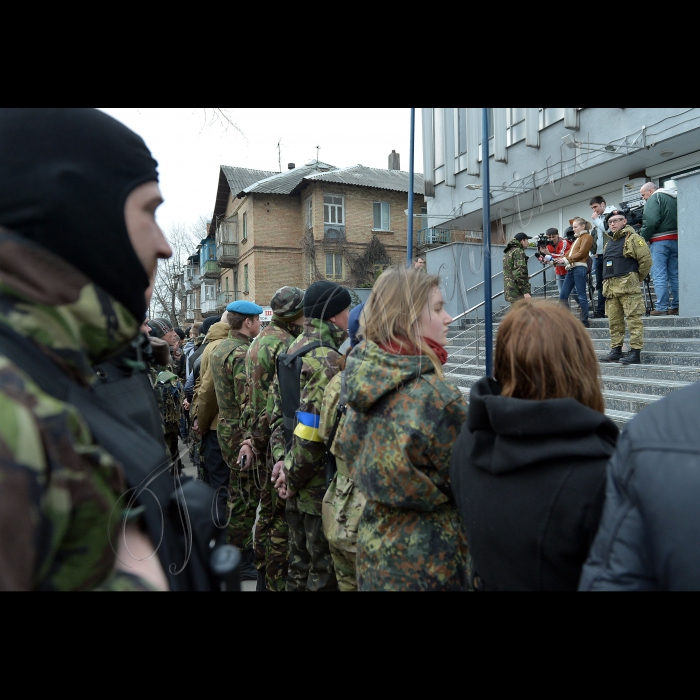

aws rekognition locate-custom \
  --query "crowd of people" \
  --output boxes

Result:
[1,108,698,592]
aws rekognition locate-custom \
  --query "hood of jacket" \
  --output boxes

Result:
[466,376,618,475]
[652,187,677,199]
[611,224,637,241]
[205,321,231,343]
[0,227,140,384]
[504,239,523,254]
[345,338,437,413]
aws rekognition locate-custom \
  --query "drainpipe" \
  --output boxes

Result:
[482,107,493,377]
[407,107,415,266]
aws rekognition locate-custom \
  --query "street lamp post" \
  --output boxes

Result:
[482,107,493,377]
[407,108,415,266]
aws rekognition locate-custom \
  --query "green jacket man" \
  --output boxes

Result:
[503,233,532,303]
[269,281,351,592]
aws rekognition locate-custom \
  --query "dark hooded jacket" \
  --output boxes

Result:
[450,376,618,591]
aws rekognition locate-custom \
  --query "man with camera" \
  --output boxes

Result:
[639,182,679,316]
[589,196,616,318]
[599,210,652,365]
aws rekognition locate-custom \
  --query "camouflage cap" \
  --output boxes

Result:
[270,286,304,320]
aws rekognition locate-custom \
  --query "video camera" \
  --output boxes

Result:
[605,201,644,233]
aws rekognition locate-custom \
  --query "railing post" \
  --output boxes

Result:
[482,108,493,377]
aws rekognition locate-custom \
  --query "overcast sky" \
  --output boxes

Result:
[99,108,423,235]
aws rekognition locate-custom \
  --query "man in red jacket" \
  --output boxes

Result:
[546,228,577,305]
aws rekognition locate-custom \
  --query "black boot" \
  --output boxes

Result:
[238,548,258,581]
[619,348,641,365]
[256,568,268,592]
[600,346,623,362]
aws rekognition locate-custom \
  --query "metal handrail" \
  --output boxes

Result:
[451,264,553,323]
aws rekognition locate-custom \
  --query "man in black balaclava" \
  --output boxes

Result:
[0,109,179,591]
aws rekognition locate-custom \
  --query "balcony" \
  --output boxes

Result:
[416,228,475,249]
[201,260,220,279]
[217,243,240,268]
[217,291,239,312]
[201,299,219,317]
[184,265,201,289]
[324,224,345,245]
[184,309,195,322]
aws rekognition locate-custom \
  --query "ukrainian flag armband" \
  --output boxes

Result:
[293,411,323,442]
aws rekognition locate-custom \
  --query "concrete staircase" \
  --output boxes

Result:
[444,312,700,430]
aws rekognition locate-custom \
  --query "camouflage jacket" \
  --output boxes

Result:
[269,318,347,515]
[0,229,145,590]
[210,331,251,457]
[243,317,303,457]
[318,371,350,478]
[502,239,531,302]
[337,339,467,511]
[602,225,653,297]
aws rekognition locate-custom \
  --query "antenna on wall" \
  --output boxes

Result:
[277,138,283,173]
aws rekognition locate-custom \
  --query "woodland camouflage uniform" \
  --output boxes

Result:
[210,330,255,549]
[603,225,652,350]
[502,238,531,303]
[319,370,366,592]
[269,318,347,592]
[0,233,151,591]
[243,313,303,591]
[336,339,469,591]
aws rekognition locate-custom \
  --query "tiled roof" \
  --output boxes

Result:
[292,164,425,195]
[239,162,336,196]
[212,166,277,227]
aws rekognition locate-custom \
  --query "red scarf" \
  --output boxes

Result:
[379,336,448,366]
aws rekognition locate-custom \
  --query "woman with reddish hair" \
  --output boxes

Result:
[450,299,619,591]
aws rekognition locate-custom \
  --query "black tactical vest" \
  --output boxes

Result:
[603,235,639,280]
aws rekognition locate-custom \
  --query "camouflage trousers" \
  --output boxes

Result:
[357,501,468,591]
[321,472,366,592]
[285,497,338,592]
[606,292,644,349]
[253,455,289,591]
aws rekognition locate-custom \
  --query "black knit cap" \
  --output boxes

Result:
[303,281,352,320]
[200,315,221,335]
[0,108,160,324]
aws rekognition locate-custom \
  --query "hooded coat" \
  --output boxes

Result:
[449,377,619,591]
[336,339,468,591]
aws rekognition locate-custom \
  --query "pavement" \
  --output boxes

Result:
[179,437,257,591]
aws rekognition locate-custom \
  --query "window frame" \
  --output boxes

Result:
[244,264,249,293]
[323,194,344,225]
[325,252,343,279]
[305,197,313,229]
[372,201,391,231]
[242,211,248,241]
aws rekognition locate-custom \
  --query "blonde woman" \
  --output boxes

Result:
[559,217,594,327]
[335,266,469,591]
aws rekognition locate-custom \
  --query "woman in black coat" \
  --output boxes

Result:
[450,300,619,591]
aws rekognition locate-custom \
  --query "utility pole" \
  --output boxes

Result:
[407,108,415,266]
[482,107,493,377]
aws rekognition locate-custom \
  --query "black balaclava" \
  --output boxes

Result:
[0,108,159,322]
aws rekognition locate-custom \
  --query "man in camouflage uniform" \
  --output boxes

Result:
[209,300,262,581]
[502,232,532,304]
[147,317,184,474]
[0,107,173,590]
[238,286,305,591]
[599,210,652,365]
[270,281,351,592]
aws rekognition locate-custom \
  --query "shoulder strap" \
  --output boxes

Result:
[280,341,325,367]
[326,371,348,455]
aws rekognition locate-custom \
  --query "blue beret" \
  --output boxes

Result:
[227,300,263,315]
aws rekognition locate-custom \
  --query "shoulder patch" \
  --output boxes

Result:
[638,240,645,246]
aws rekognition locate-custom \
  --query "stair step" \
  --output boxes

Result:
[599,364,700,382]
[602,389,660,413]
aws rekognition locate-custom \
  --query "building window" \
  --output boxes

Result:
[242,212,248,241]
[373,263,389,279]
[305,198,313,229]
[373,202,390,231]
[324,195,344,224]
[326,253,343,279]
[244,264,249,293]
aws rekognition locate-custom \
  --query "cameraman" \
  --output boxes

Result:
[589,196,615,318]
[639,182,679,315]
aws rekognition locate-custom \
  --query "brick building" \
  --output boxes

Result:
[179,156,425,319]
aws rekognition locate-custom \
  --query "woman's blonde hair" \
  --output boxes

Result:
[360,265,444,377]
[572,217,592,232]
[494,298,604,413]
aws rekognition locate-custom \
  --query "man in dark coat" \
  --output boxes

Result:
[579,380,700,591]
